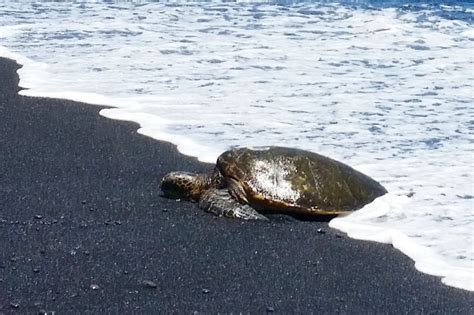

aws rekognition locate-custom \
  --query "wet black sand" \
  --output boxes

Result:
[0,57,473,313]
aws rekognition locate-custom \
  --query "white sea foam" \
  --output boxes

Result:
[0,1,472,291]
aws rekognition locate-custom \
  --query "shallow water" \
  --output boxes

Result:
[0,1,472,291]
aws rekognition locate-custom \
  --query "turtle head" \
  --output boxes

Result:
[161,171,209,201]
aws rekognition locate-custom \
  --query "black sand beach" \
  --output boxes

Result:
[0,57,472,313]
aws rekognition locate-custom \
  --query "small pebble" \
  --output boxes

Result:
[114,220,122,225]
[266,306,275,313]
[123,270,129,275]
[34,215,43,220]
[33,267,40,273]
[10,302,20,309]
[142,280,158,289]
[202,288,210,294]
[90,284,100,290]
[317,228,326,234]
[81,200,87,205]
[84,250,90,256]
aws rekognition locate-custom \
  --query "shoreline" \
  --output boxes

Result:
[0,57,473,313]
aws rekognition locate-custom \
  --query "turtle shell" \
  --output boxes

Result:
[216,146,387,215]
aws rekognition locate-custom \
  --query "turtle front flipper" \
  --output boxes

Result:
[199,188,268,221]
[226,177,249,204]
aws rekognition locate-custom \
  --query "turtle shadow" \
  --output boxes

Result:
[158,194,337,223]
[264,213,337,223]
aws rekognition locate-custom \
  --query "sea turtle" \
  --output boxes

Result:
[161,146,387,220]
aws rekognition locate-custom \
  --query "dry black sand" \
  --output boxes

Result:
[0,57,473,313]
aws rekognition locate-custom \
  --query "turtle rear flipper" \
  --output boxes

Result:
[199,188,268,221]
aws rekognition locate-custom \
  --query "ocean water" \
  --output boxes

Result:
[0,1,472,291]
